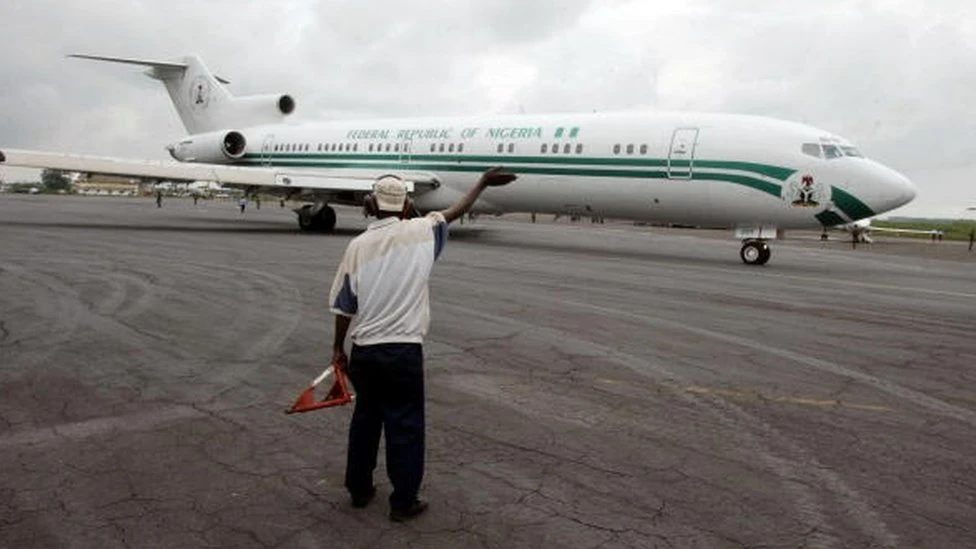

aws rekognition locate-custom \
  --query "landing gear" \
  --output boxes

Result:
[296,204,337,232]
[740,239,771,265]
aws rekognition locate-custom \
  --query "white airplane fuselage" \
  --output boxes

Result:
[199,111,915,231]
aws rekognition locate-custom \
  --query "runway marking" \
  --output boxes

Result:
[682,386,892,412]
[758,272,976,300]
[0,405,204,448]
[595,379,892,411]
[581,299,976,426]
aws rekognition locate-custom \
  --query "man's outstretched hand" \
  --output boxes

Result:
[441,167,517,223]
[479,166,518,187]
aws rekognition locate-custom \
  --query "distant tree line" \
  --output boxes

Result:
[41,169,71,193]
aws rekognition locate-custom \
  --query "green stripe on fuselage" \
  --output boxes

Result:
[831,186,875,220]
[815,210,847,227]
[244,153,796,181]
[240,155,786,198]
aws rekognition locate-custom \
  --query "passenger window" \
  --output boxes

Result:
[563,143,570,154]
[541,144,548,153]
[394,143,400,152]
[508,143,515,153]
[552,143,558,154]
[385,143,391,152]
[448,143,454,153]
[639,144,647,155]
[353,144,358,152]
[613,144,621,155]
[430,143,436,153]
[576,143,583,154]
[626,144,634,155]
[458,143,464,153]
[497,143,504,153]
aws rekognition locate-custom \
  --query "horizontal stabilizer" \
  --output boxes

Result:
[68,54,230,84]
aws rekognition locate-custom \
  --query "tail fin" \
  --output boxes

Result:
[70,54,294,135]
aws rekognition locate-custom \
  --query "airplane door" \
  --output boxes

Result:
[398,139,412,165]
[667,128,699,179]
[260,134,275,167]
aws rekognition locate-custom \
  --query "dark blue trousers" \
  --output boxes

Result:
[344,343,425,510]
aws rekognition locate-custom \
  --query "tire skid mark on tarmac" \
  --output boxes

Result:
[5,264,198,363]
[0,404,204,448]
[437,281,899,548]
[3,250,304,395]
[0,262,83,370]
[158,259,305,362]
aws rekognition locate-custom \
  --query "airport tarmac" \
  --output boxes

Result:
[1,195,974,549]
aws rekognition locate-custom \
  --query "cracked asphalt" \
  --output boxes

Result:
[1,195,975,549]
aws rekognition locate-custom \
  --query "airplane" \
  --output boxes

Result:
[0,54,917,265]
[835,218,943,244]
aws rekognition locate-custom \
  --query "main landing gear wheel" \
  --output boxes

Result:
[297,205,337,232]
[740,240,771,265]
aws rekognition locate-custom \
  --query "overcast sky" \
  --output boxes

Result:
[2,0,974,217]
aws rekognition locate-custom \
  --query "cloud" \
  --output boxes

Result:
[2,0,974,215]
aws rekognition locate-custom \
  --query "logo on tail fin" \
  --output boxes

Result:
[189,76,211,111]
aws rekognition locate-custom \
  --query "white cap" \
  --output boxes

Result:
[373,175,407,212]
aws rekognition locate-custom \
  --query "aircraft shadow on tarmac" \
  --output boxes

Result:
[0,218,363,237]
[447,225,756,269]
[1,216,836,273]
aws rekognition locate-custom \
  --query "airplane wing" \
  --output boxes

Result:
[833,219,943,243]
[868,226,942,235]
[0,148,440,200]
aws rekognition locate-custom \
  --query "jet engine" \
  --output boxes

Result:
[229,94,296,126]
[167,130,247,163]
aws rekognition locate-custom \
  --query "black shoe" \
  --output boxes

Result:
[350,486,376,508]
[389,499,428,522]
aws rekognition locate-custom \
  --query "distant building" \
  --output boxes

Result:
[75,174,140,196]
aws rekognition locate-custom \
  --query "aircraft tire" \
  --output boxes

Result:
[297,205,316,231]
[317,206,337,232]
[757,244,771,265]
[297,205,336,232]
[740,240,770,265]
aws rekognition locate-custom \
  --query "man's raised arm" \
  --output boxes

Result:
[439,167,517,223]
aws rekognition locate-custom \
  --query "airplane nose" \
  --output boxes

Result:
[868,161,916,213]
[889,168,916,208]
[898,172,917,205]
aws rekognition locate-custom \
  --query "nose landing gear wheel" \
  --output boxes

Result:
[740,240,771,265]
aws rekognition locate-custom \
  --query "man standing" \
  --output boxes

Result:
[329,167,516,522]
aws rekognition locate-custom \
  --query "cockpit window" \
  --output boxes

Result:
[841,146,862,157]
[801,143,822,158]
[822,144,843,159]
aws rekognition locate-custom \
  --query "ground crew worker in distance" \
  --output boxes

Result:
[329,167,517,522]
